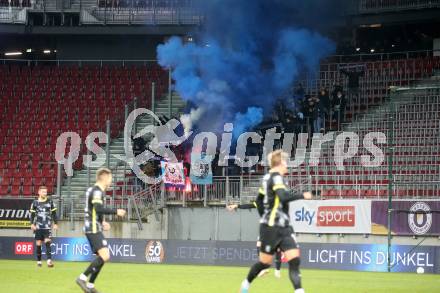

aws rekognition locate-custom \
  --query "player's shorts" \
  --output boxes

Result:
[35,229,52,241]
[259,224,299,255]
[86,232,108,254]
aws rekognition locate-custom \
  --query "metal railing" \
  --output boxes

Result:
[0,0,204,25]
[5,172,438,210]
[358,0,440,13]
[0,58,159,66]
[0,49,438,67]
[88,6,203,25]
[0,7,26,23]
[328,49,438,62]
[54,172,440,222]
[300,50,440,94]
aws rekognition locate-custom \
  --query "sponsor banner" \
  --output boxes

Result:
[372,200,440,236]
[161,161,185,187]
[0,237,438,273]
[290,200,371,234]
[0,199,33,228]
[0,237,144,262]
[165,240,259,266]
[303,243,438,273]
[190,153,213,185]
[145,240,166,263]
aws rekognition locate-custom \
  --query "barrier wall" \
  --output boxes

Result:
[290,200,440,236]
[2,199,440,238]
[167,200,440,241]
[0,199,33,228]
[1,237,439,273]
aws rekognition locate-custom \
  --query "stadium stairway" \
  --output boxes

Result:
[61,92,186,220]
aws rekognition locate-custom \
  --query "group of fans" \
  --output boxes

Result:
[30,150,311,293]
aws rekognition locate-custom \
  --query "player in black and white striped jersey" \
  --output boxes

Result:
[76,168,126,293]
[239,150,312,293]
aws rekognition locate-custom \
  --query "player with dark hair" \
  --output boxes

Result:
[239,150,312,293]
[30,186,58,268]
[227,201,283,278]
[76,168,126,293]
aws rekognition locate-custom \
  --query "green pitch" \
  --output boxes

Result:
[0,260,438,293]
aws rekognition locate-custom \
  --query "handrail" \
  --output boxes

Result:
[0,59,159,66]
[358,0,440,13]
[0,49,439,65]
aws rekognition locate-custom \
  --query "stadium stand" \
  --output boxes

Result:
[292,53,440,198]
[306,55,440,124]
[0,63,168,197]
[308,86,440,199]
[158,54,440,206]
[1,54,439,206]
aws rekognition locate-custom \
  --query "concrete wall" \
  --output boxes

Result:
[0,33,169,60]
[167,207,259,241]
[56,35,165,60]
[1,207,439,246]
[0,211,167,239]
[166,207,440,246]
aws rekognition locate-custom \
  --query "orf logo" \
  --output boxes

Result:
[408,202,432,235]
[15,242,34,255]
[145,241,165,263]
[317,206,355,227]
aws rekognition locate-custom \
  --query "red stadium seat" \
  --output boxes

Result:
[22,185,33,196]
[0,185,9,195]
[10,185,21,196]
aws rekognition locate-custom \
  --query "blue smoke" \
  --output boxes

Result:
[157,0,336,137]
[233,107,264,139]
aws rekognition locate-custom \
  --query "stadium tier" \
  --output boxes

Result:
[292,55,440,198]
[0,63,168,196]
[0,55,439,201]
[307,55,440,123]
[143,55,440,203]
[312,90,440,198]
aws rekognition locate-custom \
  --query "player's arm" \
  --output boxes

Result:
[227,202,252,211]
[255,190,265,217]
[93,201,117,215]
[50,200,58,229]
[92,195,126,217]
[236,202,257,210]
[29,202,37,225]
[275,188,309,203]
[272,176,311,203]
[226,201,258,212]
[29,201,37,231]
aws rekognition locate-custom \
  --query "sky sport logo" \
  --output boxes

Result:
[54,107,387,184]
[408,202,432,235]
[145,241,165,264]
[317,206,355,227]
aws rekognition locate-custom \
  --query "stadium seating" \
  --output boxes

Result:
[0,63,168,197]
[308,55,440,123]
[1,54,439,200]
[300,90,440,199]
[221,55,440,200]
[105,55,440,202]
